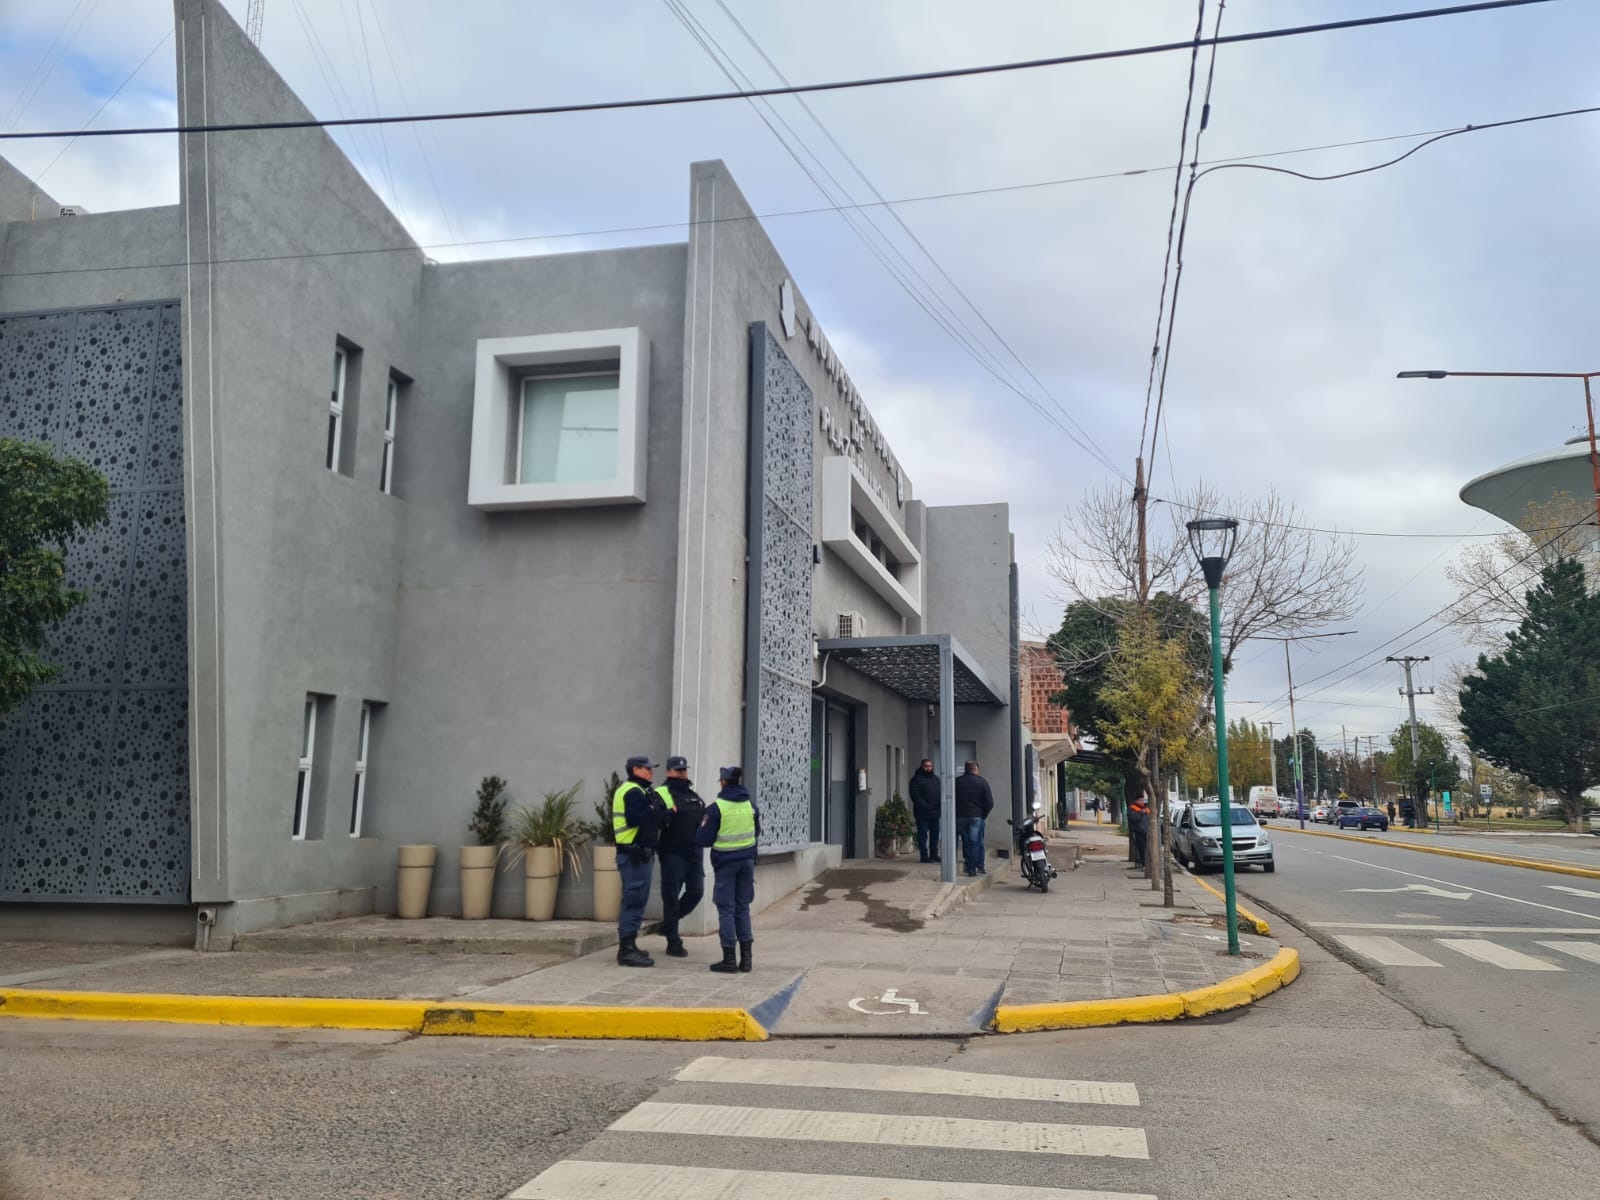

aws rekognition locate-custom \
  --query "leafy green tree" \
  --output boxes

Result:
[1460,558,1600,830]
[0,440,110,720]
[1389,722,1461,820]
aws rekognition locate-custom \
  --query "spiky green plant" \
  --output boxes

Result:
[504,781,587,877]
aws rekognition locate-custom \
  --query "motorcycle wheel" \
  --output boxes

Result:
[1037,872,1050,893]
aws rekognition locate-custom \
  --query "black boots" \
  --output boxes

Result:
[738,941,753,973]
[617,936,654,968]
[665,938,688,958]
[709,945,738,973]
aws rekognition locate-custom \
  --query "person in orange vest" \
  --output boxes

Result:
[1128,793,1150,869]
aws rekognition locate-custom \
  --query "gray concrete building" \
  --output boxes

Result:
[0,0,1022,944]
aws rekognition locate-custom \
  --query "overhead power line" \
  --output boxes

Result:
[0,0,1557,141]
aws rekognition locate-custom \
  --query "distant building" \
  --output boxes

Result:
[0,0,1021,943]
[1461,435,1597,526]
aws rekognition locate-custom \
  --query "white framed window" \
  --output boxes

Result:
[293,695,317,840]
[468,327,649,510]
[380,376,398,494]
[327,347,347,471]
[516,372,620,485]
[349,701,372,837]
[820,456,923,618]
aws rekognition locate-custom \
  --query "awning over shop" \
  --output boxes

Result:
[815,634,1007,706]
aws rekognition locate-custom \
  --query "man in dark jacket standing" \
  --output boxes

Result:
[1127,794,1150,869]
[954,761,994,877]
[655,754,705,958]
[908,758,941,863]
[698,765,760,974]
[612,755,667,968]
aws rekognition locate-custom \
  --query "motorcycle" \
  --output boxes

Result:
[1008,802,1057,892]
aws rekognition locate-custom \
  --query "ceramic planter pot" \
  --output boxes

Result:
[524,845,560,921]
[591,843,621,923]
[395,844,437,919]
[459,844,498,920]
[876,837,897,859]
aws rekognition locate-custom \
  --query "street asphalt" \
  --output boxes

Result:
[3,925,1597,1198]
[1237,823,1600,1138]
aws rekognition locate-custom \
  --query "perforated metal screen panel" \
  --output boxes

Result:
[0,301,190,903]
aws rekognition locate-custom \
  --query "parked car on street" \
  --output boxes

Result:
[1332,799,1361,823]
[1311,803,1333,823]
[1172,803,1275,873]
[1338,805,1390,831]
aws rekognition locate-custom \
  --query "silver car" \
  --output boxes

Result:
[1173,803,1276,873]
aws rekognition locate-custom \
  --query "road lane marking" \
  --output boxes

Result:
[611,1101,1150,1159]
[1535,940,1600,965]
[1545,885,1600,900]
[676,1057,1140,1106]
[1333,936,1443,966]
[1346,884,1472,900]
[1314,852,1600,924]
[1313,924,1600,933]
[1436,939,1563,971]
[511,1162,1157,1199]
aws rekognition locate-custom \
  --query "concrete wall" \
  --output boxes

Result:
[378,243,688,919]
[924,503,1016,845]
[0,205,184,313]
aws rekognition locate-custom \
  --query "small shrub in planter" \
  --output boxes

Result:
[460,775,508,919]
[506,782,587,921]
[874,793,914,858]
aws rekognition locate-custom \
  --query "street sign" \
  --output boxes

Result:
[1442,790,1452,814]
[1480,783,1492,800]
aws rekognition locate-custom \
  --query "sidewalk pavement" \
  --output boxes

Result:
[0,826,1295,1040]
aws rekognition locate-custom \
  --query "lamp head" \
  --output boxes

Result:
[1396,370,1448,380]
[1185,517,1239,589]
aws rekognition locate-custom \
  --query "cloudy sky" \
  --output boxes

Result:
[3,0,1596,763]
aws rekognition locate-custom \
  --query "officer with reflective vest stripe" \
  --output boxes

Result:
[613,755,666,968]
[697,765,760,974]
[654,754,705,958]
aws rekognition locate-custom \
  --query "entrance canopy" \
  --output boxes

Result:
[815,634,1006,705]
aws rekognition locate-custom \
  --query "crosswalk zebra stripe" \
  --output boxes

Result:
[610,1101,1150,1159]
[1435,939,1563,971]
[676,1056,1140,1106]
[508,1161,1156,1199]
[1332,935,1442,967]
[1534,939,1600,965]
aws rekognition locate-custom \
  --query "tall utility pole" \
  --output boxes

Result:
[1366,735,1381,803]
[1388,655,1434,822]
[1263,719,1280,795]
[1341,725,1349,796]
[1133,456,1150,605]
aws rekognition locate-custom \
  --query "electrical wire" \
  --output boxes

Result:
[30,28,173,186]
[0,0,1558,141]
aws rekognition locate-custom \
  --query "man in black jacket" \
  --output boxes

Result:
[908,758,941,863]
[655,754,706,958]
[613,755,667,968]
[954,761,994,877]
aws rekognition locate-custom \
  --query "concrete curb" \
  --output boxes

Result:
[923,861,1008,920]
[1277,825,1600,881]
[991,947,1300,1033]
[1186,872,1272,935]
[0,987,767,1041]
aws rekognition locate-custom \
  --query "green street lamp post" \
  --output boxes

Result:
[1187,516,1241,956]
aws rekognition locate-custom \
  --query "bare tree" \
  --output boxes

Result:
[1046,482,1363,670]
[1442,493,1598,649]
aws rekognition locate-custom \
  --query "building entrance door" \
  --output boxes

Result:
[825,703,856,858]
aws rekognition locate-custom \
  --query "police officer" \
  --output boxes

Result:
[655,754,706,958]
[698,765,760,974]
[613,755,666,968]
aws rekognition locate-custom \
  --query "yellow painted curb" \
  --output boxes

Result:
[992,947,1299,1033]
[420,1004,766,1041]
[1277,825,1600,881]
[1187,873,1271,935]
[0,988,767,1041]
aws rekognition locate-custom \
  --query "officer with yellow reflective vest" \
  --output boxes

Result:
[697,765,760,974]
[613,754,667,968]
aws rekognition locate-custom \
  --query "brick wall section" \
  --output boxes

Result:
[1019,641,1070,735]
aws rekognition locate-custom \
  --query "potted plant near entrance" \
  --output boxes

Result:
[507,782,586,921]
[874,793,914,859]
[582,771,624,924]
[460,775,507,920]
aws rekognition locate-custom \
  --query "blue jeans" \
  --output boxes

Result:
[712,858,755,946]
[617,850,653,939]
[915,813,941,861]
[658,849,704,941]
[960,817,986,874]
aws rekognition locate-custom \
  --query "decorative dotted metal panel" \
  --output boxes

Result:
[0,301,190,904]
[753,329,814,852]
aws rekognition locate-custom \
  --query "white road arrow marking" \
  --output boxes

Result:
[1346,884,1473,900]
[847,987,927,1016]
[1546,885,1600,900]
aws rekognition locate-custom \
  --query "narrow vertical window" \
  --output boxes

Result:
[380,376,398,494]
[294,696,317,840]
[327,346,347,471]
[349,701,371,836]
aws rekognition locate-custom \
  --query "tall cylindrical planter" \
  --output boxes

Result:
[524,846,560,921]
[459,845,498,920]
[396,844,437,919]
[591,844,621,923]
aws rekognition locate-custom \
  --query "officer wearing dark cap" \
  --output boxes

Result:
[654,755,705,958]
[697,765,760,974]
[612,755,666,967]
